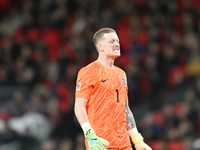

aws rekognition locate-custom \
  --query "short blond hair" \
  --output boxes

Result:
[93,28,116,48]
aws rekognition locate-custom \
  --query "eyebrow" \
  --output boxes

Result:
[109,39,119,42]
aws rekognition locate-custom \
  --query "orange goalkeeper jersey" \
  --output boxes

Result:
[76,60,131,149]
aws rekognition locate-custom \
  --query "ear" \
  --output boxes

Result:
[97,43,104,52]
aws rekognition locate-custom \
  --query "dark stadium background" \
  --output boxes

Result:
[0,0,200,149]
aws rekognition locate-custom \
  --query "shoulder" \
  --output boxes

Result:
[114,66,128,87]
[78,61,100,76]
[114,65,126,76]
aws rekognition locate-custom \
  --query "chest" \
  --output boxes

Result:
[94,69,128,98]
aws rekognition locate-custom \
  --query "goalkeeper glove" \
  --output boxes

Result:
[82,123,109,150]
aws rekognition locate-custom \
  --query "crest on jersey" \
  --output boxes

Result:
[76,82,81,91]
[120,76,127,87]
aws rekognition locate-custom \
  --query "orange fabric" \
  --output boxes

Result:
[107,146,132,150]
[76,61,131,149]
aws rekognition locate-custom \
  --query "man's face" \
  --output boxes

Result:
[99,32,120,59]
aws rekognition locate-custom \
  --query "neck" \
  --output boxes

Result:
[97,57,115,69]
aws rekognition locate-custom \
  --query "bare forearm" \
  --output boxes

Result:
[125,101,139,137]
[125,101,136,129]
[74,98,89,125]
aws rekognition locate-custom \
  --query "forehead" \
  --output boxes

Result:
[102,32,119,41]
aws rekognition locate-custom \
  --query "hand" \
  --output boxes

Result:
[131,133,151,150]
[135,142,152,150]
[87,135,109,150]
[84,127,109,150]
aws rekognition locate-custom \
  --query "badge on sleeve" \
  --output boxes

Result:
[120,76,127,87]
[76,82,81,91]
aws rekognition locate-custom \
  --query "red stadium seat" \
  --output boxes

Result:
[154,111,164,126]
[167,141,184,150]
[148,140,160,150]
[27,28,41,43]
[148,140,167,150]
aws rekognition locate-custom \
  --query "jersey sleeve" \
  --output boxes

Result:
[75,67,94,100]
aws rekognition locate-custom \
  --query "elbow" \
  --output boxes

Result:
[74,101,83,118]
[74,98,88,125]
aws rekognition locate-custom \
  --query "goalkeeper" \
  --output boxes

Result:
[75,28,151,150]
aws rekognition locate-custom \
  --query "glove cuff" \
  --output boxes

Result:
[83,127,96,139]
[82,122,96,140]
[131,133,144,145]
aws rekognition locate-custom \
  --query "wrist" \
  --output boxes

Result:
[128,127,139,137]
[81,122,91,130]
[81,122,95,139]
[131,133,144,145]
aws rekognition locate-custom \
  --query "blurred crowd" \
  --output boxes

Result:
[0,0,200,149]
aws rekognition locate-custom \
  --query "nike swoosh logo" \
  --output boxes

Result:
[102,79,108,82]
